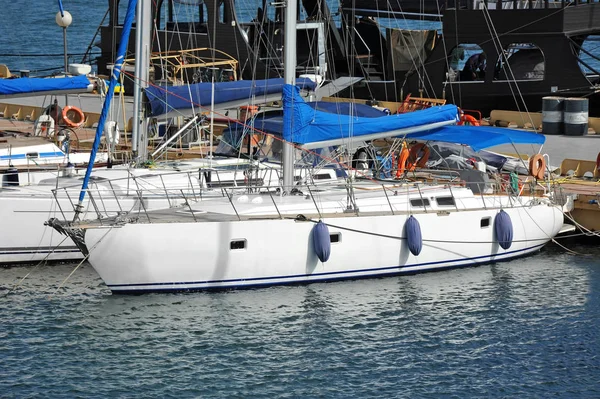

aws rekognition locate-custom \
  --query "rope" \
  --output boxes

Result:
[294,213,565,245]
[48,226,116,299]
[3,236,70,297]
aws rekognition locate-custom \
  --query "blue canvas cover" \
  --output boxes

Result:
[406,125,545,151]
[282,84,459,145]
[0,75,91,97]
[306,101,388,117]
[145,78,317,117]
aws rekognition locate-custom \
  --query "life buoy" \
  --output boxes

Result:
[407,143,430,171]
[458,114,480,126]
[61,106,85,128]
[395,146,410,178]
[528,153,546,180]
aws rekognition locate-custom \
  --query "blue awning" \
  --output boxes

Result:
[0,75,92,98]
[406,125,545,151]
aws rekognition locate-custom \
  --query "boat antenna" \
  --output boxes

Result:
[72,0,138,221]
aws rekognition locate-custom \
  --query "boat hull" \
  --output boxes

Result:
[84,203,564,293]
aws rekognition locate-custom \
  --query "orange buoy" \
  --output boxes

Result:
[61,106,85,128]
[528,154,546,180]
[457,114,480,126]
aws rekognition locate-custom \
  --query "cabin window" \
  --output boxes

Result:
[445,44,486,82]
[436,197,455,206]
[494,43,544,81]
[26,152,39,159]
[410,198,430,207]
[160,1,208,30]
[330,233,341,243]
[230,239,247,250]
[481,217,491,228]
[578,36,599,77]
[313,173,333,181]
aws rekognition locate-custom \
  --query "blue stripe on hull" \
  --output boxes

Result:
[107,243,545,294]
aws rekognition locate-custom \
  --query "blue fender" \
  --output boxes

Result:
[405,215,422,256]
[312,221,331,262]
[494,210,513,250]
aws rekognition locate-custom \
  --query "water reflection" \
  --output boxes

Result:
[1,245,599,397]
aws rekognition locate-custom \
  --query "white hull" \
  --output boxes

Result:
[0,161,336,264]
[83,191,565,293]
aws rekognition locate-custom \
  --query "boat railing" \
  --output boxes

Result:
[47,165,539,224]
[470,0,575,10]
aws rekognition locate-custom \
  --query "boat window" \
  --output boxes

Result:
[410,198,430,207]
[436,197,455,206]
[481,217,491,228]
[330,233,341,243]
[578,35,600,78]
[313,173,333,180]
[230,239,247,250]
[26,152,39,159]
[494,43,544,81]
[445,44,486,83]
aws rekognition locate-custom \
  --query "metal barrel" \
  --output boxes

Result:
[541,96,564,135]
[563,97,589,136]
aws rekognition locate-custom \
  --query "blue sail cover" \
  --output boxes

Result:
[282,84,459,145]
[406,125,545,151]
[145,78,317,117]
[306,101,388,117]
[0,75,91,97]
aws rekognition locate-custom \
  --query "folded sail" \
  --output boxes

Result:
[282,84,459,149]
[0,75,92,98]
[145,78,317,117]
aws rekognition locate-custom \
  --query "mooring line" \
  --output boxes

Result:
[3,236,70,297]
[48,227,116,299]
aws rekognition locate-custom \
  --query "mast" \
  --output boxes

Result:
[132,0,152,162]
[282,0,297,193]
[73,0,138,220]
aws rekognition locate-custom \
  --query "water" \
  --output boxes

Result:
[1,243,599,397]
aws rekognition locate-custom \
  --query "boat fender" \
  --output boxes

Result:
[312,221,331,262]
[62,105,85,128]
[494,210,513,250]
[596,152,600,171]
[405,215,422,256]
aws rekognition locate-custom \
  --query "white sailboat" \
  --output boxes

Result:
[47,0,567,293]
[0,0,333,264]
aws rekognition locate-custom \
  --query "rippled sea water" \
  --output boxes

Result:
[1,243,599,398]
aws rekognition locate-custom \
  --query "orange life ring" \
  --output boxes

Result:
[61,106,85,128]
[395,146,410,178]
[529,154,546,180]
[458,114,480,126]
[407,143,430,171]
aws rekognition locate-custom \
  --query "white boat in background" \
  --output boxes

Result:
[0,137,108,170]
[48,0,567,294]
